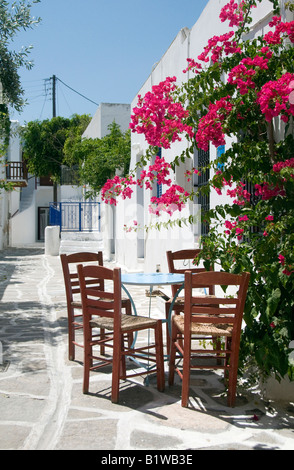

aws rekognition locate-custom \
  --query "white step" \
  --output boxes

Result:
[61,231,102,241]
[59,239,104,255]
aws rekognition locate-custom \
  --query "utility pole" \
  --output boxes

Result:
[52,74,56,118]
[51,75,57,203]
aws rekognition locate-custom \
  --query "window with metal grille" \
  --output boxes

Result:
[243,180,260,235]
[194,148,210,236]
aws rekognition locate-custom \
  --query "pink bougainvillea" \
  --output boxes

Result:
[257,73,294,122]
[196,96,233,150]
[264,16,294,45]
[101,155,190,217]
[101,175,137,205]
[197,31,241,64]
[228,55,270,95]
[129,76,194,149]
[226,181,251,206]
[137,156,172,189]
[149,185,189,216]
[224,219,244,240]
[219,0,245,27]
[272,157,294,174]
[278,254,293,276]
[254,182,286,200]
[183,58,203,74]
[101,3,294,277]
[184,168,200,182]
[289,80,294,104]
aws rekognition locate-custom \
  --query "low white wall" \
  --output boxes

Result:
[45,225,60,256]
[9,194,36,246]
[0,190,9,250]
[261,376,294,402]
[59,185,83,201]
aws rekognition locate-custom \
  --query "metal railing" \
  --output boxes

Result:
[6,161,28,184]
[49,201,101,232]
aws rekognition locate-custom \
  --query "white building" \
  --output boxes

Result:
[82,102,131,140]
[81,103,132,259]
[1,1,291,257]
[0,103,131,249]
[110,0,290,274]
[0,120,31,249]
[4,121,61,248]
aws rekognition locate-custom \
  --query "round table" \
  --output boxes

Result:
[121,272,185,287]
[121,272,185,374]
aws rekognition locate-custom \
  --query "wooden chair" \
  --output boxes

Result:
[78,264,165,403]
[165,249,215,353]
[60,252,132,361]
[169,270,250,407]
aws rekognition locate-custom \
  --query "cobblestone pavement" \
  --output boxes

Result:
[0,247,293,451]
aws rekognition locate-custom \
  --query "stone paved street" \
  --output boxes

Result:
[0,247,293,451]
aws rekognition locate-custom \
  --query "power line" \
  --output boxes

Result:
[56,77,99,106]
[20,76,99,121]
[58,80,74,116]
[39,79,51,121]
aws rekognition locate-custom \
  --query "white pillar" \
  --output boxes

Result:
[45,225,60,256]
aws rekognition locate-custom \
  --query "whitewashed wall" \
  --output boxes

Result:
[115,0,276,273]
[83,103,131,139]
[0,174,9,250]
[3,121,29,248]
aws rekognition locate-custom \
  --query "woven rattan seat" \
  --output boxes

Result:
[72,298,130,309]
[173,314,233,337]
[90,314,158,332]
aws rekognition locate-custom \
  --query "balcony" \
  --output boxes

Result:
[6,161,28,187]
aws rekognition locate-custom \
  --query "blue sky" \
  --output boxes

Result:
[10,0,210,125]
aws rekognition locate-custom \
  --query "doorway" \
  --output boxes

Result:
[38,207,50,241]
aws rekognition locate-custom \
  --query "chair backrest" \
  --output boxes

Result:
[60,252,104,305]
[166,249,214,296]
[77,264,122,331]
[184,270,250,338]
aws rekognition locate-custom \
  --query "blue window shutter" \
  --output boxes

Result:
[217,145,225,171]
[157,147,162,198]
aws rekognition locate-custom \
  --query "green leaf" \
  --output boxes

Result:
[266,288,281,318]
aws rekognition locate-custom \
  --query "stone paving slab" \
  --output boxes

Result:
[0,248,293,451]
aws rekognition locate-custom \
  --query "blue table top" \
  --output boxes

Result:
[121,272,184,286]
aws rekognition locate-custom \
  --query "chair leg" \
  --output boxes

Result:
[225,337,231,362]
[227,348,238,407]
[125,301,133,348]
[100,328,105,355]
[120,334,127,378]
[181,332,191,408]
[68,306,75,361]
[168,321,178,386]
[166,304,183,357]
[165,301,171,356]
[111,334,122,403]
[154,323,165,392]
[227,370,237,407]
[83,324,91,394]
